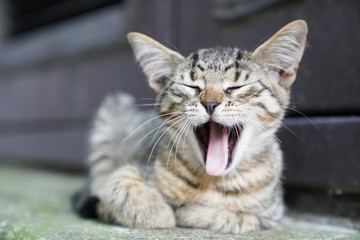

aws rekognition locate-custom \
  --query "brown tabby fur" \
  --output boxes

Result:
[74,20,308,234]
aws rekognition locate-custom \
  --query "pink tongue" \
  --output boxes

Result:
[206,122,229,176]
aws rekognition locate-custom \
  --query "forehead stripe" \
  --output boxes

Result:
[190,52,199,81]
[190,71,195,80]
[224,64,234,72]
[235,50,243,69]
[190,53,199,81]
[236,50,243,61]
[197,64,205,71]
[235,71,241,81]
[191,53,199,68]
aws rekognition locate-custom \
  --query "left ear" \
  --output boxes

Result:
[127,32,185,92]
[252,20,308,88]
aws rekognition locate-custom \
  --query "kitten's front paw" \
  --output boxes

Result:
[176,204,260,234]
[98,166,175,229]
[139,190,176,229]
[118,189,176,229]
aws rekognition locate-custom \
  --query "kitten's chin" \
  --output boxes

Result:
[194,121,242,176]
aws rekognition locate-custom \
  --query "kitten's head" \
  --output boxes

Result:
[128,20,307,176]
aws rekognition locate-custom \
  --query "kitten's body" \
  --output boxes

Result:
[74,20,308,234]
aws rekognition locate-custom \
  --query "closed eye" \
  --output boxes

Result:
[225,86,243,94]
[183,84,201,93]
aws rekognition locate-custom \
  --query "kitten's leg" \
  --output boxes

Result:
[92,165,176,228]
[175,203,267,234]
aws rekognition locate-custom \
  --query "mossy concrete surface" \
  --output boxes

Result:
[0,164,359,240]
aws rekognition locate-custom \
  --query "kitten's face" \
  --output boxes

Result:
[157,49,285,175]
[159,48,283,127]
[128,20,307,176]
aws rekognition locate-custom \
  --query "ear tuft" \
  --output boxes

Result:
[253,20,308,88]
[127,32,184,92]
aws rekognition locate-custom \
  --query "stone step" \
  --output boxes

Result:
[0,164,359,240]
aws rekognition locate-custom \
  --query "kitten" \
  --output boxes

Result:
[74,20,308,234]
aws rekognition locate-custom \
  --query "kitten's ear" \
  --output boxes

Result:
[127,32,184,92]
[252,20,308,88]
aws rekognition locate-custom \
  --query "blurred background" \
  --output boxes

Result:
[0,0,359,214]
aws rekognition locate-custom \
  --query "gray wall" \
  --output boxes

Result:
[0,0,359,189]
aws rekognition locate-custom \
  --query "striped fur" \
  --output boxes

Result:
[75,20,308,234]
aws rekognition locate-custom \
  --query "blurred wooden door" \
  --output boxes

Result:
[0,0,359,189]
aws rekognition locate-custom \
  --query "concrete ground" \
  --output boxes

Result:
[0,164,359,240]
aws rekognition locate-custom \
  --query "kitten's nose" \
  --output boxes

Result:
[201,101,220,115]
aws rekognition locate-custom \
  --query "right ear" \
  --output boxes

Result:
[252,20,308,88]
[127,32,184,92]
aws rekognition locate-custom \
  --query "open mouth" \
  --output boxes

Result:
[194,121,242,176]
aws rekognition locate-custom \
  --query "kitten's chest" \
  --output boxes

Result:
[151,161,251,209]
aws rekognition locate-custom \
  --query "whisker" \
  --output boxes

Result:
[230,116,241,139]
[236,123,243,138]
[287,106,319,129]
[182,120,194,151]
[135,103,161,107]
[181,120,193,151]
[146,116,185,172]
[150,113,183,144]
[166,121,183,154]
[139,97,156,100]
[262,113,299,139]
[170,119,191,168]
[243,117,282,143]
[175,120,192,166]
[167,119,189,169]
[114,111,181,151]
[279,122,298,138]
[234,123,240,139]
[163,40,182,55]
[127,115,184,159]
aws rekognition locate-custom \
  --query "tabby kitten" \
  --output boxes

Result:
[75,20,308,234]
